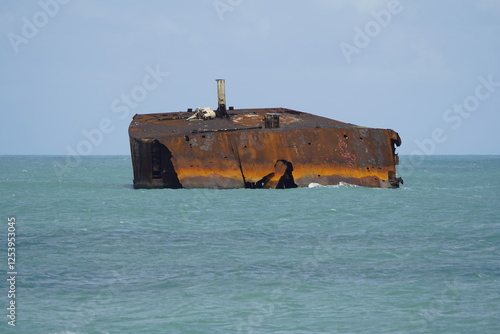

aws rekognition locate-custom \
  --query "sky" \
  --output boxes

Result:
[1,0,499,156]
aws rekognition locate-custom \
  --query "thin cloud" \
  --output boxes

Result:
[477,0,500,12]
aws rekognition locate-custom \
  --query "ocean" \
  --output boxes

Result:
[1,155,499,333]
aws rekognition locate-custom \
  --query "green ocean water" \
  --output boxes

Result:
[1,155,499,333]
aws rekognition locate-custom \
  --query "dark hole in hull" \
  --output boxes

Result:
[245,160,298,189]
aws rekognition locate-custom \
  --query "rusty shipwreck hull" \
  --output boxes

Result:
[129,107,402,189]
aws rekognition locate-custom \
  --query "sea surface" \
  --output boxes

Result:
[1,155,499,334]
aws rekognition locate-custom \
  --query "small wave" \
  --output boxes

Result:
[308,182,358,188]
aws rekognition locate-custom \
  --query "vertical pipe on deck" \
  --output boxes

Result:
[216,79,228,118]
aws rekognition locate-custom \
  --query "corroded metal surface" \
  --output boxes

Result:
[129,108,402,189]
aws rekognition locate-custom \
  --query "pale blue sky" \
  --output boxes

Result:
[1,0,499,155]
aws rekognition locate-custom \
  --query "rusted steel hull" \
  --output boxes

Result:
[129,108,402,189]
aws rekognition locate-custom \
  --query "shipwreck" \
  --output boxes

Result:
[129,79,402,189]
